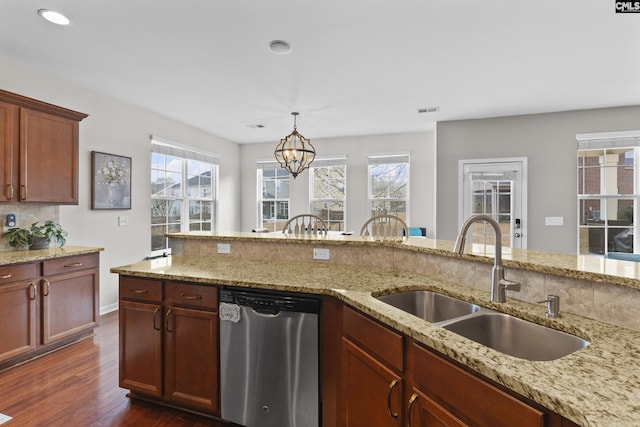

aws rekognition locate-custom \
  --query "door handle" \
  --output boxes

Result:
[514,233,521,238]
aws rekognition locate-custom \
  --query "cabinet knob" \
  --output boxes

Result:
[0,274,12,279]
[6,184,13,201]
[42,279,50,296]
[21,185,27,201]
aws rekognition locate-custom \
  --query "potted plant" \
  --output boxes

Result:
[2,221,68,250]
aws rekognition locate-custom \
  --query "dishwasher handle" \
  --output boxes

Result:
[251,307,281,317]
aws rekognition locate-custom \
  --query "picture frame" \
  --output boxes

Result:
[91,151,132,210]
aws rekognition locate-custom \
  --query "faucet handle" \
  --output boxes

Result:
[537,294,561,318]
[499,279,521,292]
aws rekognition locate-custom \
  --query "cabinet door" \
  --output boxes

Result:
[40,268,99,344]
[341,337,403,427]
[19,108,78,203]
[407,389,469,427]
[119,300,163,397]
[0,281,37,362]
[0,101,17,201]
[164,306,219,413]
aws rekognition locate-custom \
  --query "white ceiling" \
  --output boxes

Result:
[0,1,638,144]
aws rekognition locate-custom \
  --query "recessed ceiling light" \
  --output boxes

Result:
[38,9,71,26]
[268,40,292,55]
[247,124,265,129]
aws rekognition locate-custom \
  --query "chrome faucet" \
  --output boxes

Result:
[453,214,520,303]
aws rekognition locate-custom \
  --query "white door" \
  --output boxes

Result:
[459,158,528,250]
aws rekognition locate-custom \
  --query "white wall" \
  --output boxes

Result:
[239,132,436,235]
[0,57,241,313]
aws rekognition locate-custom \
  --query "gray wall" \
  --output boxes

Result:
[437,106,640,254]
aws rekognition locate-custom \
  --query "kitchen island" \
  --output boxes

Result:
[112,232,640,427]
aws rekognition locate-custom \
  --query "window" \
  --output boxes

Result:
[257,162,290,232]
[577,131,640,255]
[368,154,410,223]
[151,138,218,253]
[310,158,347,231]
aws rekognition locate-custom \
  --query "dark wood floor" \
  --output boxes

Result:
[0,311,225,427]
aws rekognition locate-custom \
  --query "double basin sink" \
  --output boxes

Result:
[376,291,589,361]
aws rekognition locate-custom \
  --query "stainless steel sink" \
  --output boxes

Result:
[376,290,590,361]
[376,291,481,323]
[442,312,590,361]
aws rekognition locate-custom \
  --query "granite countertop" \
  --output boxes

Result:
[111,254,640,427]
[0,245,104,265]
[169,231,640,289]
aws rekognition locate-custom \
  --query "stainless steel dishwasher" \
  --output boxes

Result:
[219,288,321,427]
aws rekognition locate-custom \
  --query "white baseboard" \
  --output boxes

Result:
[100,302,119,315]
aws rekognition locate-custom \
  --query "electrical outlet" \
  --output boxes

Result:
[217,243,231,254]
[313,248,330,260]
[118,216,129,226]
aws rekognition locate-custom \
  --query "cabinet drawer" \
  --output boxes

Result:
[411,342,544,427]
[119,276,162,303]
[342,306,403,372]
[0,263,37,285]
[164,281,218,310]
[42,253,99,276]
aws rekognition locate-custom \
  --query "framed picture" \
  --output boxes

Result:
[91,151,132,210]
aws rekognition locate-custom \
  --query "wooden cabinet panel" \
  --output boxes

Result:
[19,108,78,203]
[41,268,99,344]
[118,276,221,415]
[0,262,37,285]
[341,337,403,427]
[0,254,99,370]
[0,280,37,362]
[164,281,218,310]
[343,306,403,372]
[119,299,163,397]
[407,389,469,427]
[0,89,87,205]
[42,253,99,276]
[410,342,544,427]
[164,306,219,412]
[0,101,17,201]
[119,276,163,303]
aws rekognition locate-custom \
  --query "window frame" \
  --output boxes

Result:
[577,131,640,256]
[367,153,410,224]
[257,162,290,232]
[309,158,347,232]
[151,138,218,255]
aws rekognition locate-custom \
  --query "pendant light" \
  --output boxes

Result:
[274,112,316,178]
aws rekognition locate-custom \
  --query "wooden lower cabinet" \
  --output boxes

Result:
[119,276,220,415]
[164,306,218,411]
[119,299,162,396]
[341,338,403,427]
[0,254,99,370]
[336,304,580,427]
[0,279,37,362]
[40,255,100,344]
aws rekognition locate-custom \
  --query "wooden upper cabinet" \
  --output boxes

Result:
[0,89,87,204]
[0,101,17,201]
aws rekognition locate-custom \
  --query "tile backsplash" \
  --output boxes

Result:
[0,205,60,251]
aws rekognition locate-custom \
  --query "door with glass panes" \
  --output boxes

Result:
[459,158,527,250]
